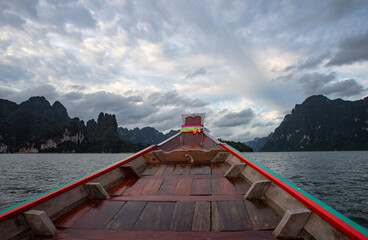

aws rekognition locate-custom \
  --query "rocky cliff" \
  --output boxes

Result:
[261,95,368,151]
[0,97,144,153]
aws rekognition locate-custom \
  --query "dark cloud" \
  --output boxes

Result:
[326,31,368,66]
[184,68,207,80]
[298,72,365,97]
[146,90,209,108]
[285,53,331,72]
[252,121,275,128]
[213,109,255,127]
[0,64,34,83]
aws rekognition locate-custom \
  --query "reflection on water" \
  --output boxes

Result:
[246,151,368,228]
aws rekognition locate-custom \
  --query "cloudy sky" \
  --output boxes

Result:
[1,0,368,141]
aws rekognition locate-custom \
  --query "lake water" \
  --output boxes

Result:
[0,152,367,229]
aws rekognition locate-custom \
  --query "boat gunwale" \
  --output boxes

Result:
[221,143,368,240]
[0,145,157,223]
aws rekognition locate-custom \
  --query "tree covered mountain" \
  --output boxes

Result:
[117,127,179,145]
[0,97,145,153]
[261,95,368,151]
[244,133,273,152]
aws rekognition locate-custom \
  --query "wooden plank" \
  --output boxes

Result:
[110,195,244,202]
[139,178,164,195]
[211,163,230,175]
[174,177,192,196]
[191,178,212,196]
[141,165,159,176]
[108,179,137,196]
[154,165,167,176]
[54,200,99,228]
[211,201,221,232]
[211,178,220,195]
[190,165,211,175]
[134,202,176,231]
[162,164,175,175]
[157,178,179,195]
[233,178,250,194]
[217,201,253,231]
[273,208,311,238]
[244,200,280,230]
[224,163,246,178]
[71,200,124,229]
[218,178,238,195]
[244,180,271,200]
[170,202,195,231]
[24,210,57,235]
[54,228,278,240]
[123,178,150,196]
[192,201,211,232]
[172,164,191,175]
[107,201,147,230]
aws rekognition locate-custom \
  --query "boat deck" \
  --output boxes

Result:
[51,163,281,239]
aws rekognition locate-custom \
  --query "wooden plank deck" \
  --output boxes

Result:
[52,163,280,239]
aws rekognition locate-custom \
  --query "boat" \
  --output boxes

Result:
[0,113,367,240]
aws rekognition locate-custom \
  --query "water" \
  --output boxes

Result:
[0,153,132,212]
[246,151,368,228]
[0,152,367,229]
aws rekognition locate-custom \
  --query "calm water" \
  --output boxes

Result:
[0,152,367,229]
[246,151,368,228]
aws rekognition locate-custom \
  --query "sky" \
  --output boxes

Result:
[1,0,368,142]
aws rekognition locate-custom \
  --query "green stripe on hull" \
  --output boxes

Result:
[225,144,368,236]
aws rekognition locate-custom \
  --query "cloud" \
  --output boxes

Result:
[252,121,275,128]
[213,109,255,128]
[285,52,331,72]
[184,68,207,80]
[326,31,368,66]
[297,72,366,97]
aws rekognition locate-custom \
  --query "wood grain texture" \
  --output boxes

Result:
[191,178,212,196]
[141,165,159,176]
[174,177,192,196]
[139,178,164,195]
[154,165,167,176]
[233,178,251,194]
[133,202,176,231]
[54,228,278,239]
[107,201,147,230]
[71,200,124,229]
[211,163,230,175]
[108,179,137,196]
[217,201,253,231]
[123,178,150,196]
[244,200,280,230]
[169,201,195,231]
[172,164,191,175]
[192,201,211,232]
[218,178,238,195]
[157,178,179,195]
[162,164,175,175]
[190,165,211,175]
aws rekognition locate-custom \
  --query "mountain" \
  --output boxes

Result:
[0,97,144,153]
[244,133,273,152]
[117,127,180,145]
[219,139,253,152]
[261,95,368,151]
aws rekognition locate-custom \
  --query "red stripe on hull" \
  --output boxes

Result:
[221,143,368,240]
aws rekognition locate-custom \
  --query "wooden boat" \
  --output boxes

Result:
[0,113,367,240]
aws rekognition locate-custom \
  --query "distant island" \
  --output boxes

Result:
[0,97,146,153]
[1,95,367,153]
[0,96,252,153]
[260,95,368,151]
